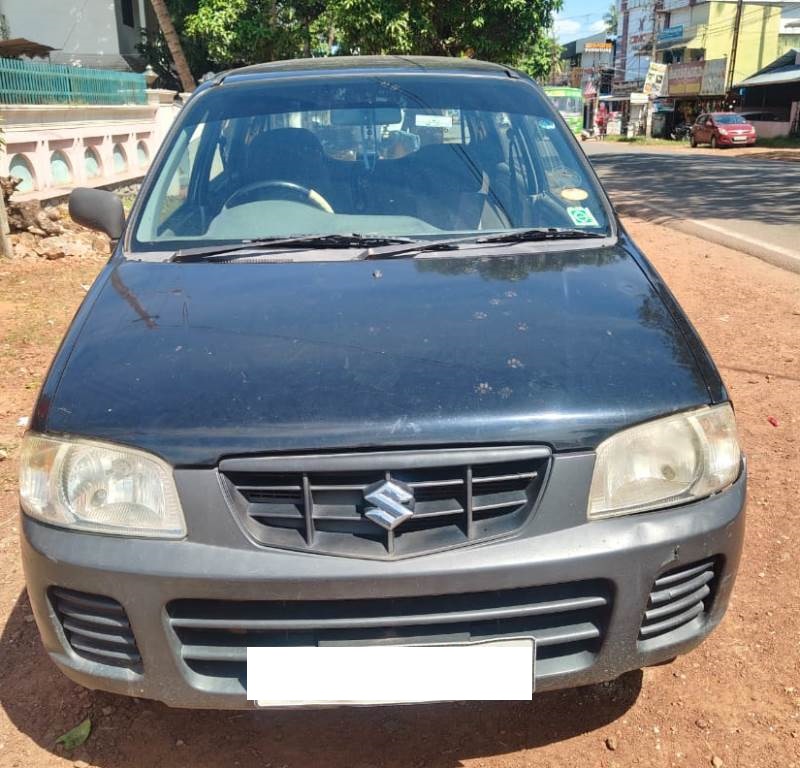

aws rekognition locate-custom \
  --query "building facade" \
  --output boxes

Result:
[614,0,784,93]
[0,0,158,70]
[610,0,800,133]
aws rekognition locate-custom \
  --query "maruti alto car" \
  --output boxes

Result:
[19,56,745,708]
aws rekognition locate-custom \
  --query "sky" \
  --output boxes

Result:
[553,0,611,42]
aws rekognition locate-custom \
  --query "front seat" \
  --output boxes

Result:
[241,127,333,202]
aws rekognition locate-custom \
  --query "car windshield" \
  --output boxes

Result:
[131,73,612,254]
[714,114,747,124]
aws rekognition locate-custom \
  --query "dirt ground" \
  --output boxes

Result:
[0,219,798,768]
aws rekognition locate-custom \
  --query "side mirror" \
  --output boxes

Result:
[68,188,126,241]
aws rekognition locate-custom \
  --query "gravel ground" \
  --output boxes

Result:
[0,218,798,768]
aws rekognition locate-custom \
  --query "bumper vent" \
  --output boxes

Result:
[49,587,141,671]
[220,446,549,559]
[167,580,611,689]
[639,560,716,642]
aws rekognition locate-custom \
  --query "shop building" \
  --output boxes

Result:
[614,0,783,95]
[736,48,800,136]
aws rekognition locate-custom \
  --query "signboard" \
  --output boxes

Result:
[585,42,613,53]
[657,25,684,43]
[630,92,649,105]
[622,3,656,82]
[643,62,668,97]
[700,58,727,95]
[667,61,704,96]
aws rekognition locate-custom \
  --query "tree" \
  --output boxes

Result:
[603,2,619,36]
[182,0,563,78]
[184,0,329,68]
[149,0,196,91]
[328,0,563,69]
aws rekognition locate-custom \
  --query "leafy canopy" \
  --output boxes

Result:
[176,0,562,78]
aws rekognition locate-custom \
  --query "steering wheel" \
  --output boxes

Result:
[224,180,334,213]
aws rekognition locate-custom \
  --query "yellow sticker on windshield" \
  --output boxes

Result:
[560,187,589,201]
[566,206,599,228]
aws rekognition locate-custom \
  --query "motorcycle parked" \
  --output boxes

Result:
[670,122,692,141]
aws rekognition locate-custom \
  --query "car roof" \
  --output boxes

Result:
[214,55,518,87]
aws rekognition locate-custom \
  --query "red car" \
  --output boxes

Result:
[690,112,757,148]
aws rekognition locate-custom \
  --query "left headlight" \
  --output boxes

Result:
[19,433,185,538]
[588,403,741,520]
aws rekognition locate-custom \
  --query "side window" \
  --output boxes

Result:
[159,124,205,224]
[525,115,583,194]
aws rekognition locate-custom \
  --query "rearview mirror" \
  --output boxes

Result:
[331,107,403,125]
[69,188,126,240]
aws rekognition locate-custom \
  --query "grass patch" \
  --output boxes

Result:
[603,135,686,147]
[754,135,800,149]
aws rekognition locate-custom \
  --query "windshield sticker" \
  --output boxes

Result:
[560,187,589,202]
[539,119,556,130]
[566,206,599,228]
[415,114,453,129]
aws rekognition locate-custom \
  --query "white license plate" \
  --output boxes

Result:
[248,637,535,706]
[733,136,747,142]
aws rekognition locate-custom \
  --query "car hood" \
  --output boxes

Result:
[43,245,712,465]
[719,123,754,132]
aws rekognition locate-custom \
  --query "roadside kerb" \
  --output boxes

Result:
[616,199,800,275]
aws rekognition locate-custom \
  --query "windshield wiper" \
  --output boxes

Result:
[479,227,608,244]
[359,234,495,261]
[170,233,415,263]
[360,228,609,261]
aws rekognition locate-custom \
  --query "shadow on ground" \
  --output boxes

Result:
[1,591,642,767]
[589,150,800,228]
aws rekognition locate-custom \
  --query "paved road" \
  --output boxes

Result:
[584,142,800,269]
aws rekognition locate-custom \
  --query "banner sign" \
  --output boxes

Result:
[667,61,704,96]
[585,42,613,53]
[700,58,727,95]
[657,25,684,43]
[643,62,668,97]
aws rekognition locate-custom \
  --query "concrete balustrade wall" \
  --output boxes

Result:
[0,89,180,200]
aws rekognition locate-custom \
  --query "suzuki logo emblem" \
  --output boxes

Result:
[364,479,415,531]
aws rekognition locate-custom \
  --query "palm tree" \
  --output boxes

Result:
[603,3,619,36]
[149,0,196,92]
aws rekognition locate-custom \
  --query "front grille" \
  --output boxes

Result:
[219,446,550,559]
[639,559,717,642]
[168,581,611,689]
[49,587,141,671]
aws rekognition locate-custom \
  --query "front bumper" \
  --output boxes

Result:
[719,136,756,146]
[21,457,746,709]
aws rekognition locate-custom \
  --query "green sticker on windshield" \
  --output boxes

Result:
[566,206,599,228]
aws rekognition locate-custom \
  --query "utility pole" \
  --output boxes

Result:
[645,0,662,138]
[726,0,745,93]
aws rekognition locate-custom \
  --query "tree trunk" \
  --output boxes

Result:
[0,192,13,258]
[266,0,278,61]
[148,0,195,92]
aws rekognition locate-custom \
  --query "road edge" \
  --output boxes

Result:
[616,201,800,275]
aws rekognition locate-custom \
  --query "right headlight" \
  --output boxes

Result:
[588,403,741,520]
[19,433,185,538]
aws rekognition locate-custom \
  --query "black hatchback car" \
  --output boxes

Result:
[20,56,745,708]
